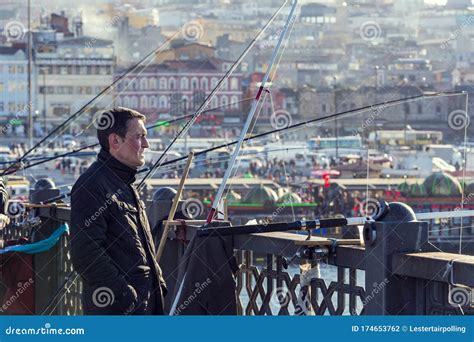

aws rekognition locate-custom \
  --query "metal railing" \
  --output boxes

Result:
[1,202,474,316]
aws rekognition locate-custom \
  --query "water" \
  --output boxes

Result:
[239,263,365,315]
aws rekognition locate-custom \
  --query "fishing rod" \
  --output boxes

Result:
[136,91,464,176]
[206,0,298,223]
[29,91,466,203]
[197,201,474,238]
[0,97,254,175]
[1,32,179,177]
[137,0,289,192]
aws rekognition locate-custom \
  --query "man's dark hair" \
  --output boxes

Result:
[96,107,146,151]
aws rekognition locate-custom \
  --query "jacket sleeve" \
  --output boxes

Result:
[70,182,133,306]
[0,177,9,215]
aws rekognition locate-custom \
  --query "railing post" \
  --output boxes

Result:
[362,202,431,315]
[30,182,61,314]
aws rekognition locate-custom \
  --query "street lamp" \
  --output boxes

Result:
[333,76,338,159]
[39,67,47,135]
[374,65,379,149]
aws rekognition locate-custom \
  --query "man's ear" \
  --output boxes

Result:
[108,133,122,151]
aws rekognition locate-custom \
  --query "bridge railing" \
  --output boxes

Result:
[1,201,474,315]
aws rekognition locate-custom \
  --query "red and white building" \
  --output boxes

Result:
[113,45,244,129]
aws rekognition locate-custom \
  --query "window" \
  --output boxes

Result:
[200,78,208,91]
[150,96,157,108]
[140,96,148,109]
[140,78,148,91]
[180,77,189,90]
[0,102,3,111]
[169,78,176,90]
[123,96,130,107]
[222,79,228,91]
[8,66,16,74]
[182,96,189,111]
[191,77,198,90]
[436,104,441,114]
[159,78,167,90]
[17,66,24,73]
[220,95,228,107]
[86,87,92,94]
[417,104,422,114]
[211,77,218,89]
[159,95,168,108]
[8,82,16,92]
[53,106,70,116]
[131,96,138,108]
[0,82,4,92]
[322,104,327,112]
[231,95,239,109]
[230,78,238,90]
[211,96,218,109]
[149,78,157,90]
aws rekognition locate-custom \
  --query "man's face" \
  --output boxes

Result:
[111,118,149,169]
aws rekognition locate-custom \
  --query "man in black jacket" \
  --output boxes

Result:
[70,107,166,315]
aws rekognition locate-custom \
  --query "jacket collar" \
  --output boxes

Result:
[97,148,137,185]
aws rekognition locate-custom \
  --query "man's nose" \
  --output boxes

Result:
[143,137,150,148]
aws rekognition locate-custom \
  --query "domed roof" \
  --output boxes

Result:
[397,181,410,193]
[423,172,462,197]
[242,184,278,204]
[409,183,426,197]
[278,192,302,204]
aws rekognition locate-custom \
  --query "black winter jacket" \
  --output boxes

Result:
[70,149,166,315]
